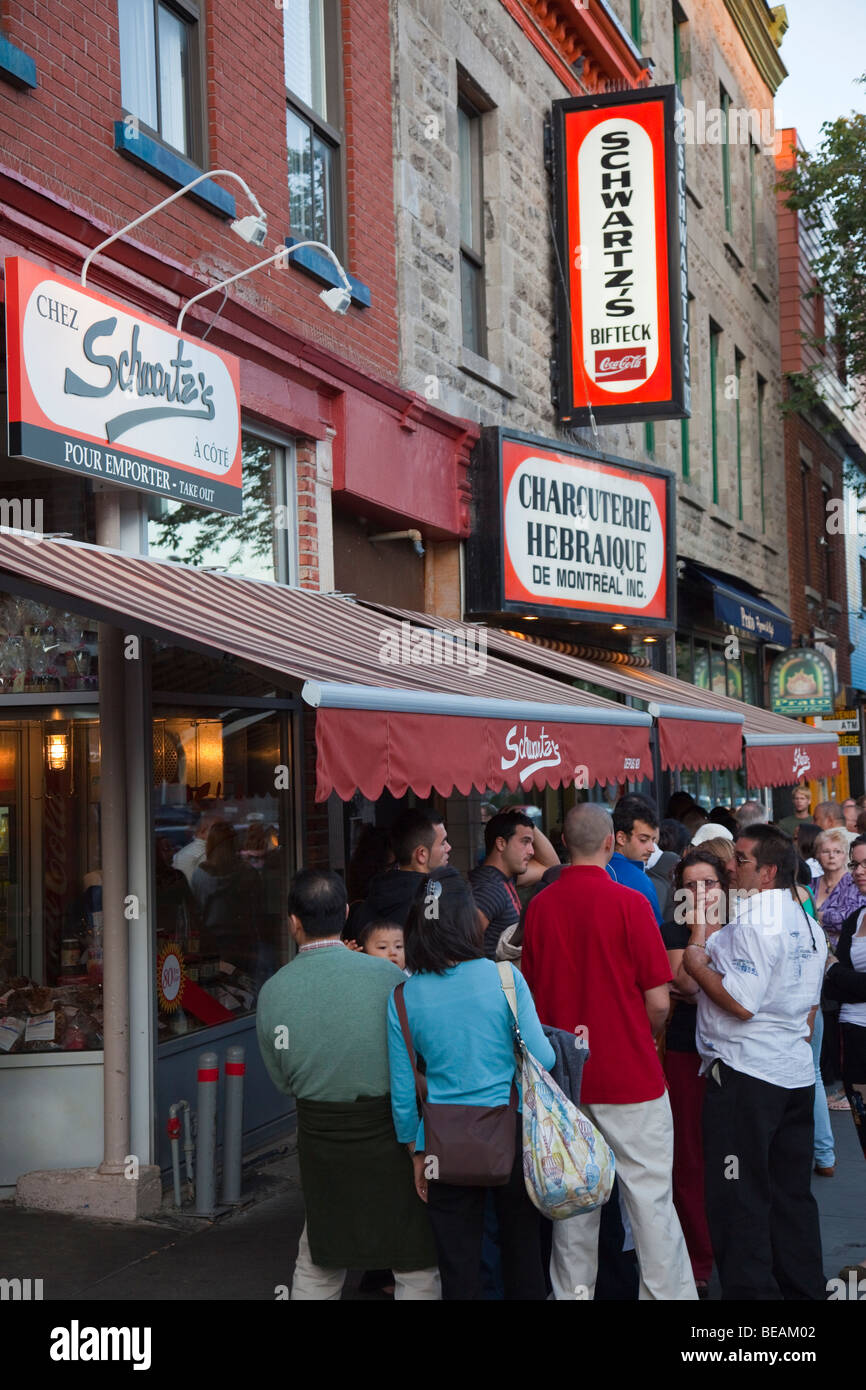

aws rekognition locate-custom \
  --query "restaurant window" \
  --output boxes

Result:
[0,708,103,1055]
[152,707,294,1041]
[742,649,759,705]
[117,0,203,162]
[148,432,298,584]
[458,86,487,357]
[675,637,692,684]
[693,642,709,690]
[719,84,732,233]
[283,0,343,253]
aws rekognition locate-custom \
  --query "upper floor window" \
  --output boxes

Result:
[719,83,732,233]
[117,0,203,161]
[458,90,486,356]
[283,0,343,253]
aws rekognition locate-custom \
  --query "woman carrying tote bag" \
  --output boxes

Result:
[387,867,556,1300]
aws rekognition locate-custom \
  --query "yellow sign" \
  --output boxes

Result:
[156,942,186,1014]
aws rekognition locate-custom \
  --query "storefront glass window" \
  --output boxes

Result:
[743,650,758,706]
[725,653,743,700]
[675,639,691,684]
[0,715,103,1054]
[152,707,293,1042]
[147,434,298,585]
[693,643,710,690]
[0,595,98,694]
[710,647,726,696]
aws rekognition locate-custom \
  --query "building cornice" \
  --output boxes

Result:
[723,0,788,94]
[500,0,649,93]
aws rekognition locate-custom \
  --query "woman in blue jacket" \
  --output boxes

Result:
[388,868,555,1300]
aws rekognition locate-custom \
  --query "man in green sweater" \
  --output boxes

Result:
[256,868,439,1300]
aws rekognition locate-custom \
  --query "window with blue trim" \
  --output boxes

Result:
[117,0,203,163]
[283,0,344,257]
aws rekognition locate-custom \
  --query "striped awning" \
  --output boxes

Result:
[0,531,652,799]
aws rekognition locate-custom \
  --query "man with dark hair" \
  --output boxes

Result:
[682,824,828,1300]
[611,795,663,924]
[256,869,439,1300]
[523,803,695,1300]
[356,808,451,932]
[469,810,559,959]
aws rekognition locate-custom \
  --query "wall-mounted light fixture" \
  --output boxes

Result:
[175,241,355,333]
[45,724,69,772]
[81,169,268,286]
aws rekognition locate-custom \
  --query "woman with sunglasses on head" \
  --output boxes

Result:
[659,848,729,1298]
[387,866,555,1300]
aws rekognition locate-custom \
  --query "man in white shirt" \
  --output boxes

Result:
[683,824,827,1301]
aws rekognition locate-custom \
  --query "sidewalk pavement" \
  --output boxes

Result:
[1,1112,863,1301]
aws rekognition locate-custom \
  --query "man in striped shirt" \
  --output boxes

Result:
[469,810,559,958]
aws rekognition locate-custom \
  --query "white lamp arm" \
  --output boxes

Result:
[80,169,266,287]
[175,240,352,333]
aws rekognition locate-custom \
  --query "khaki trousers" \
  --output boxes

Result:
[551,1090,698,1301]
[290,1224,441,1301]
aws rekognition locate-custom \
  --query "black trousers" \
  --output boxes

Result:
[702,1061,825,1301]
[841,1022,866,1160]
[426,1130,547,1300]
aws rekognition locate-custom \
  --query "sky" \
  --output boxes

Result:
[775,0,866,153]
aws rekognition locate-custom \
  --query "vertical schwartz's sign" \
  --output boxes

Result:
[466,427,675,627]
[4,257,242,514]
[551,86,690,426]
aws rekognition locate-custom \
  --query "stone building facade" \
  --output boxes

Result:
[391,0,793,659]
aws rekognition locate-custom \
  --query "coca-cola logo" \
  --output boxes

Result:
[594,348,647,381]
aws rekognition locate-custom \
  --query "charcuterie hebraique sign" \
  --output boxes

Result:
[5,256,242,514]
[466,427,675,628]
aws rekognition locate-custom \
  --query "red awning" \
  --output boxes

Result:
[311,701,650,801]
[744,736,839,787]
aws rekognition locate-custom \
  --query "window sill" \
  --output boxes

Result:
[284,237,371,309]
[751,277,770,304]
[0,34,37,89]
[113,121,236,218]
[458,345,518,398]
[723,235,745,271]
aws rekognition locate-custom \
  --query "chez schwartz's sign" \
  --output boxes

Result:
[4,256,242,514]
[550,85,690,426]
[466,427,675,627]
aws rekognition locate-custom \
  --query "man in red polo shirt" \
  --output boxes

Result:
[522,802,696,1301]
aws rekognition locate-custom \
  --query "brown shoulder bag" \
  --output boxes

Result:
[393,980,517,1186]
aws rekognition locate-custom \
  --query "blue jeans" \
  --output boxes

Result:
[811,1008,835,1168]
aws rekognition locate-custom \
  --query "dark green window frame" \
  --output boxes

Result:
[720,85,732,233]
[709,321,721,504]
[756,374,766,531]
[734,348,744,520]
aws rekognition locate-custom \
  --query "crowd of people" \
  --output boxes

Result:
[255,787,866,1301]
